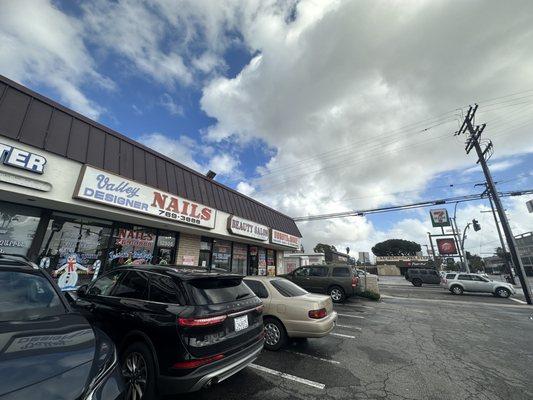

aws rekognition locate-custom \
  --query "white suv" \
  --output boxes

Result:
[442,273,516,298]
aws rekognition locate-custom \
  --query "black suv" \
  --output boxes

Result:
[74,265,264,399]
[405,268,441,286]
[0,254,124,400]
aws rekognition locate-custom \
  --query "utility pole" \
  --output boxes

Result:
[457,105,532,304]
[461,223,471,273]
[477,183,516,284]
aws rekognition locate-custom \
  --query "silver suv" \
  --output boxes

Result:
[442,273,516,298]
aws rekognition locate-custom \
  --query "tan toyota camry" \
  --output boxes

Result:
[244,276,337,351]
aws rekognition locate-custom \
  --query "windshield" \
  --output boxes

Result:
[270,278,308,297]
[186,277,254,305]
[0,271,65,322]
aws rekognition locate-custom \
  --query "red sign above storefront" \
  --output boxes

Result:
[436,238,457,255]
[271,229,300,249]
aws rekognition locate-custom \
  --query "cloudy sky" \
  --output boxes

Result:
[1,0,532,259]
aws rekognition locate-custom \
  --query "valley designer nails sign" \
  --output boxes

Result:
[74,166,216,229]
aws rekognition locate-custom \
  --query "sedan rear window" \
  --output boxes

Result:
[186,278,254,305]
[270,279,308,297]
[0,271,64,322]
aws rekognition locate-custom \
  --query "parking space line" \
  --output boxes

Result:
[335,324,362,330]
[380,294,528,308]
[331,332,356,339]
[337,313,365,319]
[248,363,326,389]
[285,350,341,365]
[510,298,527,304]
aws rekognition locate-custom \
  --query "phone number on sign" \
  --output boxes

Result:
[158,210,202,225]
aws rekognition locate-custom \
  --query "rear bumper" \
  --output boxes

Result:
[158,338,264,394]
[286,311,338,338]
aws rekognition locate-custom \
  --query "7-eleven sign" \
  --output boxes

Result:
[430,208,450,227]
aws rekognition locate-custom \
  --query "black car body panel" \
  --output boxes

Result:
[405,268,441,285]
[75,265,264,394]
[0,258,124,400]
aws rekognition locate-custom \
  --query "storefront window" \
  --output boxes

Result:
[248,246,258,275]
[39,213,112,289]
[154,230,177,265]
[198,237,212,268]
[107,226,156,268]
[0,201,41,256]
[232,243,247,275]
[212,239,232,271]
[267,249,276,276]
[258,247,267,276]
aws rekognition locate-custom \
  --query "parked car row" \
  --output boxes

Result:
[405,267,516,298]
[0,256,340,400]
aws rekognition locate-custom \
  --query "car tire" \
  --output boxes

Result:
[328,286,346,303]
[495,287,511,298]
[264,317,287,351]
[121,342,157,400]
[412,279,422,287]
[450,285,463,295]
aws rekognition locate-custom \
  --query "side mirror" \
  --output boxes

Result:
[77,284,88,297]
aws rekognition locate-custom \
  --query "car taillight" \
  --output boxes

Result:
[352,277,359,287]
[177,315,227,327]
[308,308,327,319]
[172,354,224,370]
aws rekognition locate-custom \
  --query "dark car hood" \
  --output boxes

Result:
[0,313,95,398]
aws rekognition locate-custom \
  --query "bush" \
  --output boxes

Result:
[357,290,381,301]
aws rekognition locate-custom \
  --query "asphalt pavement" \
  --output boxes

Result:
[174,285,533,400]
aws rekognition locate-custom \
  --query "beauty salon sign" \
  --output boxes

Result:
[74,166,216,229]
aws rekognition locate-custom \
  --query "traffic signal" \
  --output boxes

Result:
[472,219,481,231]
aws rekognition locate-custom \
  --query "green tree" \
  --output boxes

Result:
[466,251,485,272]
[313,243,337,262]
[371,239,421,257]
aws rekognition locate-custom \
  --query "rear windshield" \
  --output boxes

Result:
[186,278,255,305]
[446,273,457,279]
[270,279,308,297]
[0,271,65,322]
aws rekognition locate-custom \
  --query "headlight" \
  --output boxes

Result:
[83,336,118,400]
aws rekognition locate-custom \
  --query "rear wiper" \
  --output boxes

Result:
[236,293,251,300]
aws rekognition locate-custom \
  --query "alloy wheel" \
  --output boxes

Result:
[122,352,147,400]
[265,322,281,346]
[331,288,342,301]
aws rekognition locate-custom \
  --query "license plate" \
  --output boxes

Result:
[234,315,249,332]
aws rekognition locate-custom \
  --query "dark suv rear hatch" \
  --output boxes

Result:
[177,275,263,360]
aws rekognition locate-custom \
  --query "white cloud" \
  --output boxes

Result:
[463,158,522,175]
[208,153,240,177]
[199,0,533,250]
[160,93,184,116]
[0,0,112,119]
[138,132,203,172]
[237,181,256,196]
[138,132,241,179]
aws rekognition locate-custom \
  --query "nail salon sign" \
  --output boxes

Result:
[74,166,217,229]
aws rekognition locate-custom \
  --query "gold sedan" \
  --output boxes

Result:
[244,276,338,351]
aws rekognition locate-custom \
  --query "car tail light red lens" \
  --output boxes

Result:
[178,315,227,327]
[352,277,359,287]
[308,308,327,319]
[172,354,224,370]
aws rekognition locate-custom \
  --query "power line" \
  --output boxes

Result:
[292,189,533,221]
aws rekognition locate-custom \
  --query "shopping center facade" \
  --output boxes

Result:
[0,75,301,286]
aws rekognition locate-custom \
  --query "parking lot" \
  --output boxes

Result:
[179,284,533,400]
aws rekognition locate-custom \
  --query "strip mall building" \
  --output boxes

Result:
[0,75,302,284]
